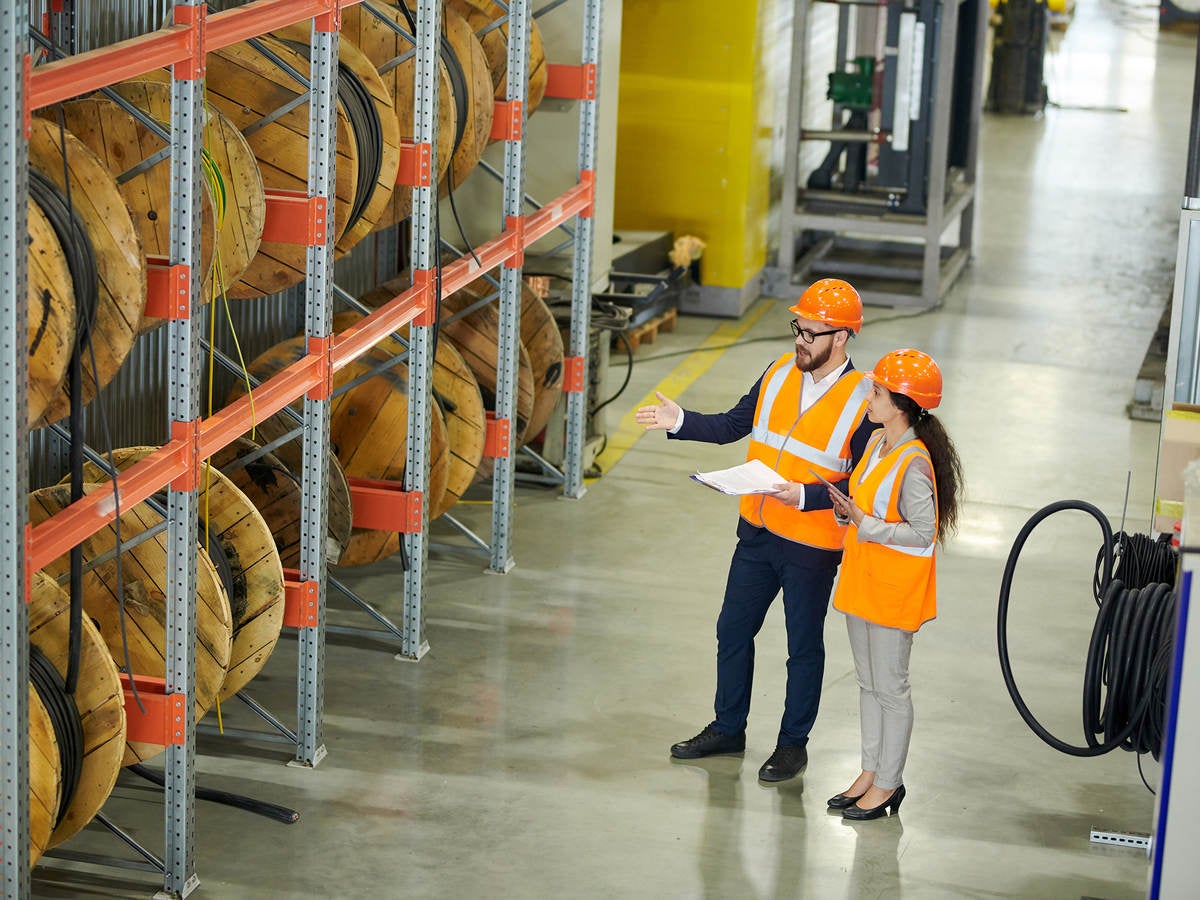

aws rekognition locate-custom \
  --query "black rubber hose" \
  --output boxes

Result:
[126,763,300,825]
[29,645,85,827]
[999,499,1176,760]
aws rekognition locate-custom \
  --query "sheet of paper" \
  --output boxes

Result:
[691,459,784,496]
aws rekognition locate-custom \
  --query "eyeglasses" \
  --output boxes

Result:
[790,320,842,343]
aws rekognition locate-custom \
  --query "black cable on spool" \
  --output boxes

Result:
[394,1,468,156]
[29,644,85,827]
[279,41,383,235]
[1096,532,1178,599]
[150,491,240,610]
[998,499,1176,764]
[29,166,100,697]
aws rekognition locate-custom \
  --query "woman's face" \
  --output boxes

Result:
[866,381,903,426]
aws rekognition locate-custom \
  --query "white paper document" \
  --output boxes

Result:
[691,459,784,496]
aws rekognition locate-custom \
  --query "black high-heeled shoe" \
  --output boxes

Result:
[826,792,865,810]
[842,785,905,820]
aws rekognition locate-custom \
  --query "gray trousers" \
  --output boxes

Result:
[846,614,914,790]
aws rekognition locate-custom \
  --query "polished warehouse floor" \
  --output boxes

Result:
[32,2,1190,898]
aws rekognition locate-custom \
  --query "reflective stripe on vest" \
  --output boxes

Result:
[858,436,935,557]
[750,364,871,474]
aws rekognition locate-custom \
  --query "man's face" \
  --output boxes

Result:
[792,316,839,373]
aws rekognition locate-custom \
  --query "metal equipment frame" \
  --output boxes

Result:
[772,0,986,309]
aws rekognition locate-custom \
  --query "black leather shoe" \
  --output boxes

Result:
[757,744,808,782]
[826,792,865,810]
[670,726,746,759]
[842,785,905,820]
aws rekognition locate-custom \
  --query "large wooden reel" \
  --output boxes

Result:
[211,436,345,570]
[29,485,233,766]
[341,1,456,229]
[74,449,286,702]
[28,118,145,428]
[54,91,217,331]
[239,335,451,567]
[447,0,548,114]
[26,196,75,429]
[270,24,402,258]
[26,685,59,867]
[204,36,359,298]
[519,285,564,443]
[332,311,485,519]
[108,79,266,300]
[27,571,126,849]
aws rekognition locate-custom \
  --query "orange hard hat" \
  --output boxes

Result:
[868,349,943,409]
[789,279,863,333]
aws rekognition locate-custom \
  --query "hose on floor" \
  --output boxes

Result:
[997,500,1178,777]
[126,763,300,825]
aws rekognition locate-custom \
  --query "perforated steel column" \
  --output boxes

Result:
[0,3,30,896]
[162,3,204,895]
[400,0,442,659]
[294,14,338,766]
[564,0,603,499]
[490,0,531,572]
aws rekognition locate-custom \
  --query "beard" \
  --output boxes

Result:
[795,341,832,373]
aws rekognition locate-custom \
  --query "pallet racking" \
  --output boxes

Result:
[0,0,603,895]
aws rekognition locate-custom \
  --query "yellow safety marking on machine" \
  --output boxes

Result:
[1166,409,1200,422]
[1156,499,1184,518]
[591,299,776,478]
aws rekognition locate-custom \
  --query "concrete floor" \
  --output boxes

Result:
[32,1,1194,898]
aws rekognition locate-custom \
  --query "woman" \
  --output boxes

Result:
[824,349,962,820]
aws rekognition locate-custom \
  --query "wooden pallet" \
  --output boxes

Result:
[619,307,677,351]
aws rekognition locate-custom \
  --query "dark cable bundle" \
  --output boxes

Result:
[29,645,85,826]
[1095,531,1178,600]
[998,500,1178,789]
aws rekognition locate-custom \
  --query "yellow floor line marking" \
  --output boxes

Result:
[592,299,777,477]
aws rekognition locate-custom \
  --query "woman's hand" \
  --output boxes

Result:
[828,483,864,526]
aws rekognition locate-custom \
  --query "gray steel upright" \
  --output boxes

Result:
[162,2,204,894]
[563,0,603,499]
[0,4,30,895]
[490,0,531,572]
[400,0,443,660]
[293,14,339,766]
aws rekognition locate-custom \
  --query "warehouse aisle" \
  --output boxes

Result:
[31,2,1189,898]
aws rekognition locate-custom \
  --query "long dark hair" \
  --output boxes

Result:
[891,392,962,544]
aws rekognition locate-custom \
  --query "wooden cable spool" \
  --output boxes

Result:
[28,118,145,428]
[108,79,266,301]
[237,334,451,567]
[203,36,360,298]
[27,570,126,849]
[26,196,75,429]
[25,685,59,868]
[210,436,352,570]
[436,4,495,193]
[53,92,218,332]
[332,310,485,519]
[29,484,233,766]
[73,448,285,702]
[447,0,548,115]
[518,284,564,443]
[340,2,456,229]
[269,24,402,258]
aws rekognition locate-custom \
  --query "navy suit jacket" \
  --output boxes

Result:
[669,359,876,567]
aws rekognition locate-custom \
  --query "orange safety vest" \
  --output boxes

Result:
[833,432,938,631]
[739,354,870,550]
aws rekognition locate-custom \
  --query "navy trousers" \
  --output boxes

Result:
[709,529,838,746]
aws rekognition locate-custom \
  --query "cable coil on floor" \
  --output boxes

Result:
[998,500,1178,770]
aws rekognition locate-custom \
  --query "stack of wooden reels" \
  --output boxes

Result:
[18,4,558,859]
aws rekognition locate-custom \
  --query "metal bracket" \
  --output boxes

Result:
[484,412,512,459]
[490,99,524,141]
[168,419,200,493]
[282,571,320,629]
[579,169,595,218]
[505,215,525,268]
[121,674,187,747]
[1090,828,1152,854]
[173,3,206,81]
[412,268,438,326]
[563,356,585,393]
[397,139,433,187]
[347,477,423,532]
[306,335,333,401]
[145,257,191,320]
[544,62,596,100]
[261,189,329,246]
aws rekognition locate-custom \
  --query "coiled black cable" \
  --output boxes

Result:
[998,499,1177,768]
[29,644,85,827]
[1097,531,1178,599]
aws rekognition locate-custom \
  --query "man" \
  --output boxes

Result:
[636,279,875,782]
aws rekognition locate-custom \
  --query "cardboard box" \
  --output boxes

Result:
[1154,403,1200,532]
